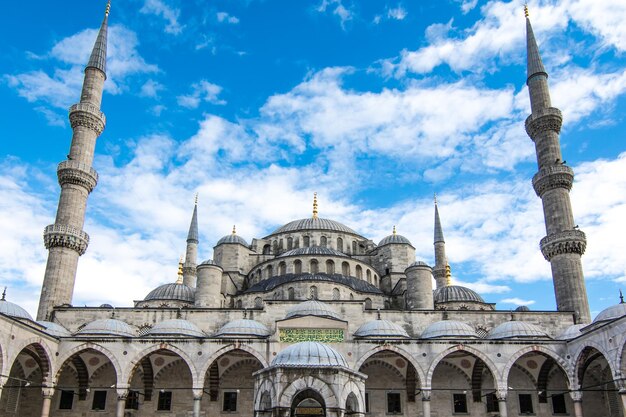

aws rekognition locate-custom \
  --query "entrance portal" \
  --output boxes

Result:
[291,389,326,417]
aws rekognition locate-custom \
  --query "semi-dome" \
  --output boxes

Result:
[593,303,626,323]
[144,283,195,303]
[285,300,341,320]
[216,233,249,246]
[421,320,479,339]
[37,321,71,337]
[146,319,204,337]
[354,320,410,338]
[75,319,135,337]
[279,247,346,258]
[557,324,586,340]
[272,341,347,367]
[215,319,271,337]
[0,298,33,320]
[434,285,485,304]
[378,233,412,247]
[269,218,359,236]
[488,321,550,339]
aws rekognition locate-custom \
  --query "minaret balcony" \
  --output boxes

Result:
[539,229,586,261]
[525,107,562,140]
[69,103,106,135]
[43,224,90,255]
[57,160,99,193]
[532,165,574,197]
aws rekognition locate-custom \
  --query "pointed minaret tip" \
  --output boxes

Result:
[106,0,111,17]
[187,199,199,243]
[620,289,624,304]
[1,287,6,301]
[434,199,445,243]
[525,4,547,84]
[312,192,319,219]
[524,3,529,18]
[86,0,110,76]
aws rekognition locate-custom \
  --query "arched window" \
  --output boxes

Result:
[294,260,303,274]
[332,288,340,300]
[366,269,372,283]
[236,300,243,308]
[337,237,343,252]
[256,270,262,282]
[278,262,287,275]
[288,287,295,300]
[326,260,335,274]
[349,293,354,300]
[279,239,284,250]
[364,298,372,309]
[303,236,310,247]
[265,264,273,279]
[287,237,293,250]
[341,261,350,276]
[310,286,318,300]
[255,297,263,308]
[352,241,357,254]
[374,275,378,286]
[310,259,319,274]
[263,245,271,255]
[260,391,271,412]
[272,240,278,253]
[320,236,327,248]
[356,265,362,279]
[294,238,300,248]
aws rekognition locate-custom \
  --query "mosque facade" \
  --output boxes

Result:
[1,4,626,417]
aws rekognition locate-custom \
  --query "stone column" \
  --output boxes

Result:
[41,387,55,417]
[193,389,203,417]
[116,387,128,417]
[619,389,626,417]
[421,389,431,417]
[497,390,508,417]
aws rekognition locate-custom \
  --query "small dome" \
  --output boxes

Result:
[75,319,135,337]
[37,321,71,337]
[199,259,220,266]
[144,283,195,303]
[434,285,485,304]
[215,319,271,337]
[216,234,249,246]
[0,299,33,320]
[556,324,586,340]
[279,247,346,258]
[407,261,430,268]
[378,234,412,247]
[146,319,204,337]
[272,341,347,367]
[354,320,409,338]
[488,321,550,339]
[269,218,359,236]
[100,303,113,308]
[515,305,530,312]
[593,303,626,323]
[285,300,340,320]
[421,320,479,339]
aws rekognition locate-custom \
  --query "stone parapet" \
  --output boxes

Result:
[540,229,586,261]
[43,224,90,255]
[525,107,562,140]
[57,160,99,192]
[532,165,574,197]
[69,102,106,135]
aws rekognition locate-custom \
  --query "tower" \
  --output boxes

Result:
[182,196,199,287]
[37,2,110,320]
[433,197,450,289]
[524,8,590,323]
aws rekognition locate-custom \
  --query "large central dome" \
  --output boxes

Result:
[267,217,360,236]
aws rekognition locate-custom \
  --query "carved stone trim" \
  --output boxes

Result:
[69,103,106,135]
[532,165,574,196]
[540,230,586,261]
[525,107,562,140]
[43,224,89,255]
[57,160,99,193]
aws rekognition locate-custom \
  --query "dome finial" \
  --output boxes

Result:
[1,287,6,301]
[524,3,529,18]
[620,289,624,304]
[194,193,198,205]
[445,264,452,286]
[312,192,319,219]
[392,225,397,235]
[176,256,184,284]
[434,192,437,205]
[105,0,111,17]
[232,225,237,235]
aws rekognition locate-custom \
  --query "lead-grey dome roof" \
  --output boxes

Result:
[0,299,33,320]
[215,319,271,337]
[37,321,71,337]
[216,234,249,246]
[285,300,341,320]
[75,319,135,337]
[354,320,410,338]
[434,285,485,304]
[272,341,348,367]
[144,283,195,303]
[421,320,479,339]
[378,234,412,247]
[269,218,359,236]
[594,303,626,323]
[279,247,347,258]
[147,319,204,337]
[556,324,586,340]
[488,321,550,339]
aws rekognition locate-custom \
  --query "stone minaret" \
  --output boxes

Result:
[37,2,110,320]
[433,197,450,289]
[524,8,590,323]
[183,197,199,287]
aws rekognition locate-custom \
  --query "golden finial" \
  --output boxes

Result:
[176,256,184,284]
[194,193,198,205]
[445,264,452,286]
[105,0,111,17]
[392,225,397,235]
[524,3,529,18]
[312,192,319,219]
[232,225,237,235]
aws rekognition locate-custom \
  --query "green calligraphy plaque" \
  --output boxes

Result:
[279,328,344,343]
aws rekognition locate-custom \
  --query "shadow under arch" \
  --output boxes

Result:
[126,343,199,387]
[574,345,621,416]
[291,388,326,417]
[279,376,339,409]
[354,344,425,386]
[426,345,499,388]
[6,338,54,382]
[55,343,122,385]
[197,343,268,382]
[501,345,573,389]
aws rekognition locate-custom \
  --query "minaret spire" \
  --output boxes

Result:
[433,197,449,289]
[37,3,110,320]
[183,196,199,288]
[524,7,590,323]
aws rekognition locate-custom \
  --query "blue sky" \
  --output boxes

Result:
[1,0,625,318]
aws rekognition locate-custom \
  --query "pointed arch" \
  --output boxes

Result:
[6,338,54,381]
[197,344,268,386]
[255,377,278,410]
[126,344,198,387]
[501,345,572,389]
[571,342,613,388]
[354,344,425,387]
[55,343,122,385]
[278,375,339,408]
[426,345,498,389]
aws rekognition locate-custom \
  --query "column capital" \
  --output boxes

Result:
[421,389,431,401]
[569,390,583,402]
[496,390,508,401]
[116,384,129,399]
[192,388,204,400]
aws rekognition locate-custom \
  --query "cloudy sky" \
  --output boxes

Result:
[1,0,625,318]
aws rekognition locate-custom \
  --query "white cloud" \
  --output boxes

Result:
[140,79,165,98]
[140,0,184,35]
[500,298,536,306]
[317,0,353,29]
[458,0,479,14]
[387,5,407,21]
[177,80,225,108]
[217,12,240,24]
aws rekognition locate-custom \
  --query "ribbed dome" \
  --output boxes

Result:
[200,259,220,266]
[144,283,195,303]
[75,319,135,337]
[434,285,485,303]
[378,234,412,247]
[37,321,71,337]
[272,341,347,367]
[270,218,359,236]
[515,305,531,312]
[279,247,346,258]
[594,303,626,323]
[0,299,33,320]
[216,234,249,246]
[421,320,479,339]
[285,300,340,320]
[215,319,271,337]
[407,261,430,268]
[147,319,204,337]
[556,324,586,340]
[354,320,410,338]
[488,321,550,339]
